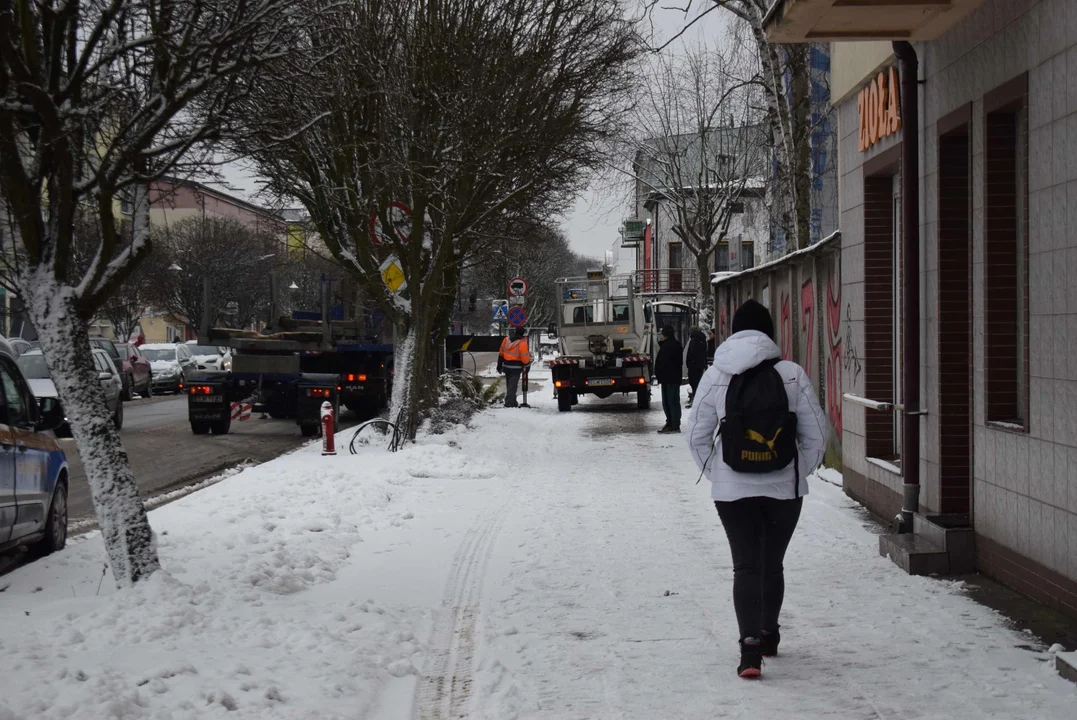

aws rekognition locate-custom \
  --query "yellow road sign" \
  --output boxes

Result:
[379,255,407,294]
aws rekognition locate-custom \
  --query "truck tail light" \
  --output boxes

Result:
[345,373,367,382]
[554,380,571,388]
[308,388,331,399]
[636,377,647,385]
[189,385,213,395]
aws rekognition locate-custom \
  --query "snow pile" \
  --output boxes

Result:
[0,439,493,719]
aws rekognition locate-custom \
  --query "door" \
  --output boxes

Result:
[94,352,121,413]
[132,346,150,388]
[668,243,683,292]
[0,382,14,544]
[1,357,49,541]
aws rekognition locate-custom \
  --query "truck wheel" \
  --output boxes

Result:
[637,389,651,410]
[301,423,320,438]
[191,421,210,435]
[210,420,231,435]
[557,391,573,413]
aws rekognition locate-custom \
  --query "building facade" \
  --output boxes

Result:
[767,0,1077,617]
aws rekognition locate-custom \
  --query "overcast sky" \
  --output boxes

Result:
[218,2,734,270]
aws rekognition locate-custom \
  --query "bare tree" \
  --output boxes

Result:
[470,222,591,331]
[149,217,279,331]
[233,0,640,442]
[0,0,311,585]
[629,43,765,322]
[643,1,815,252]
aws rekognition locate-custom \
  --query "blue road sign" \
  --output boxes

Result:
[508,305,528,327]
[493,304,508,322]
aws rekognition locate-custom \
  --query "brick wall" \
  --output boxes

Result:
[982,104,1027,424]
[863,176,896,458]
[938,128,972,514]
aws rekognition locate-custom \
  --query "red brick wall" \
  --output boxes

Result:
[983,103,1028,425]
[938,129,972,514]
[864,175,896,458]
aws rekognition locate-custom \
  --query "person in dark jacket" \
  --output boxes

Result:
[684,326,708,409]
[707,329,716,362]
[653,325,684,433]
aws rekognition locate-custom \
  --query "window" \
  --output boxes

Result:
[668,243,683,292]
[862,148,901,461]
[0,359,30,428]
[983,76,1029,427]
[119,190,133,215]
[716,244,729,273]
[741,242,754,270]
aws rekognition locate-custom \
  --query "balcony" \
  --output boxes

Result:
[634,268,699,295]
[763,0,986,43]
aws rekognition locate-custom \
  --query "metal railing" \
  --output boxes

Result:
[633,268,699,294]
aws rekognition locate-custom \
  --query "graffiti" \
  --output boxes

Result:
[779,293,792,360]
[825,277,843,436]
[843,303,862,382]
[801,278,815,378]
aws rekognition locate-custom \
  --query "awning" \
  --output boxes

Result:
[763,0,986,43]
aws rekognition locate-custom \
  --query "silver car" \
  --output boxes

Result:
[17,348,124,435]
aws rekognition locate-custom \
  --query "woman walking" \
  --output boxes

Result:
[686,300,828,678]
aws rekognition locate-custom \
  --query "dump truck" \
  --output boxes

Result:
[185,276,393,437]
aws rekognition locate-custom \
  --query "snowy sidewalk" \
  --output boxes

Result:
[1,385,1074,719]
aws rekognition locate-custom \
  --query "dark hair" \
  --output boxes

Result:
[661,325,675,338]
[731,299,775,340]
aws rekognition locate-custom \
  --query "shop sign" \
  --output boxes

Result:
[858,66,902,152]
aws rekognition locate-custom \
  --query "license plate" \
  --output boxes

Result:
[192,395,223,403]
[589,378,613,387]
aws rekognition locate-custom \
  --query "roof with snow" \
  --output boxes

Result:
[711,230,841,286]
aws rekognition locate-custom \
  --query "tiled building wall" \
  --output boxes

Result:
[839,0,1077,615]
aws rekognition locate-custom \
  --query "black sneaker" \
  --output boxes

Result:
[738,638,763,678]
[761,628,780,657]
[657,426,673,434]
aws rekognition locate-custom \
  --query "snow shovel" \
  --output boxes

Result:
[520,366,531,408]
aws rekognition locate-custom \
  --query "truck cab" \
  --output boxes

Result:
[550,270,653,412]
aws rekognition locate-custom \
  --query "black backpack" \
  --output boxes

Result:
[720,358,798,486]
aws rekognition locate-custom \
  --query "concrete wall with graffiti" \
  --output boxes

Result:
[713,232,843,451]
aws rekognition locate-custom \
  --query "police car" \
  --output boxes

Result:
[0,338,69,556]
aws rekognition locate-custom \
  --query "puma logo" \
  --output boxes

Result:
[746,427,783,453]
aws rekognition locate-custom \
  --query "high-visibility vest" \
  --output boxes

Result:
[499,337,531,366]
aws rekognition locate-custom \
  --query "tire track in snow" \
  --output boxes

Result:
[413,504,508,720]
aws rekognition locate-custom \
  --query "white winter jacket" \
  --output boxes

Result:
[685,330,829,502]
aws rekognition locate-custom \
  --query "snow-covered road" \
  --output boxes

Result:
[0,381,1073,719]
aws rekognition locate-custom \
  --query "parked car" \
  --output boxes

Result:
[117,343,153,400]
[141,343,194,394]
[0,344,70,556]
[186,342,232,371]
[7,337,33,357]
[89,336,128,399]
[17,348,124,434]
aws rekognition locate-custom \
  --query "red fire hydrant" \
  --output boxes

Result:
[321,401,336,456]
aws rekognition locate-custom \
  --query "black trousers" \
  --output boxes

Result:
[687,367,705,396]
[714,496,803,640]
[660,383,681,428]
[504,369,521,407]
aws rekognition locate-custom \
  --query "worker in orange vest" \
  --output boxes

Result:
[497,327,531,408]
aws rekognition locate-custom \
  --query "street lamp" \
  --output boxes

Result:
[169,263,183,272]
[288,282,299,290]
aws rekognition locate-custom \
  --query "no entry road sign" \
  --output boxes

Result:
[508,277,528,297]
[507,305,528,327]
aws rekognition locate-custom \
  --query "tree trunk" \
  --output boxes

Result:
[21,273,159,586]
[696,251,715,327]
